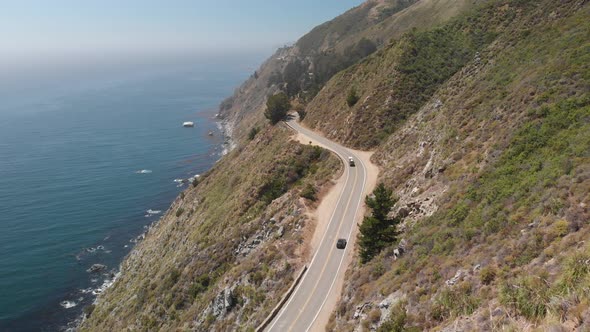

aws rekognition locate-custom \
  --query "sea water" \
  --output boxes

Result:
[0,54,260,331]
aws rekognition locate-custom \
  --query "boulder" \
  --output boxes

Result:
[277,226,285,238]
[445,269,465,286]
[212,287,236,317]
[87,264,107,273]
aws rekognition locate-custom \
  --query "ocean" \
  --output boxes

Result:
[0,54,259,331]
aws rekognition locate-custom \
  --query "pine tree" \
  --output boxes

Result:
[346,87,360,107]
[358,183,401,263]
[366,183,395,222]
[264,92,291,124]
[358,216,382,263]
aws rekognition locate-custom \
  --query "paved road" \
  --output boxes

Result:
[267,118,367,332]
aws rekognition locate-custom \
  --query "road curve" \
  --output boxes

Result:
[266,118,368,332]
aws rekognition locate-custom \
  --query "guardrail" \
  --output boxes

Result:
[255,265,308,332]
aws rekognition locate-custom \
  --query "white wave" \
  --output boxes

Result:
[91,272,120,296]
[60,300,77,309]
[135,169,152,174]
[188,174,201,182]
[146,209,161,215]
[80,287,94,294]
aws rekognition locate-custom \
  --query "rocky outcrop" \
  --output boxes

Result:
[211,286,236,318]
[86,264,106,273]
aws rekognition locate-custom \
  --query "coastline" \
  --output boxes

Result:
[70,111,234,331]
[0,55,260,332]
[217,115,236,156]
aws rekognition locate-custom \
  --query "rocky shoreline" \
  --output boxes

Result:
[70,111,235,331]
[216,114,237,156]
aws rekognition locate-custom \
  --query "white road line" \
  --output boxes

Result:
[304,151,367,332]
[267,121,351,332]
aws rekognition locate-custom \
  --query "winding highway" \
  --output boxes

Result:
[266,118,368,332]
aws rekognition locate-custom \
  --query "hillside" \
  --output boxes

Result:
[218,0,480,144]
[309,0,589,330]
[81,0,589,331]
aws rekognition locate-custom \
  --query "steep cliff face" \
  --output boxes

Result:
[82,0,589,330]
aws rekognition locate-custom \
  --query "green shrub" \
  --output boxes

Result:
[170,269,181,283]
[556,251,590,293]
[447,202,469,226]
[347,88,360,107]
[500,276,549,320]
[378,301,414,332]
[432,282,480,320]
[480,266,497,285]
[551,219,570,238]
[251,270,265,286]
[248,127,260,140]
[300,184,317,201]
[176,208,185,217]
[258,145,326,204]
[189,274,211,299]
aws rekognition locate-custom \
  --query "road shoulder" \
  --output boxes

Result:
[291,130,380,331]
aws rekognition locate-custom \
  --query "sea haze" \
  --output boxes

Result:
[0,54,261,331]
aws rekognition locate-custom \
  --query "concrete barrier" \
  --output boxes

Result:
[256,265,308,332]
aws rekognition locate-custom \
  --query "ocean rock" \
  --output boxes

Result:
[87,264,107,273]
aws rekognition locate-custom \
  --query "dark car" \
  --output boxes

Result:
[348,156,355,167]
[336,238,347,249]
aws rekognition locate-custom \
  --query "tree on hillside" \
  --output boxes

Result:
[264,92,291,125]
[358,183,401,263]
[347,87,360,107]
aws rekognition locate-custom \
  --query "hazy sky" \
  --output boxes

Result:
[1,0,364,64]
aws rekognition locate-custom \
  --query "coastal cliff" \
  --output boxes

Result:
[82,0,589,331]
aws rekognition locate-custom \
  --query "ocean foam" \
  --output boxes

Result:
[60,300,77,309]
[91,272,120,296]
[135,169,152,174]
